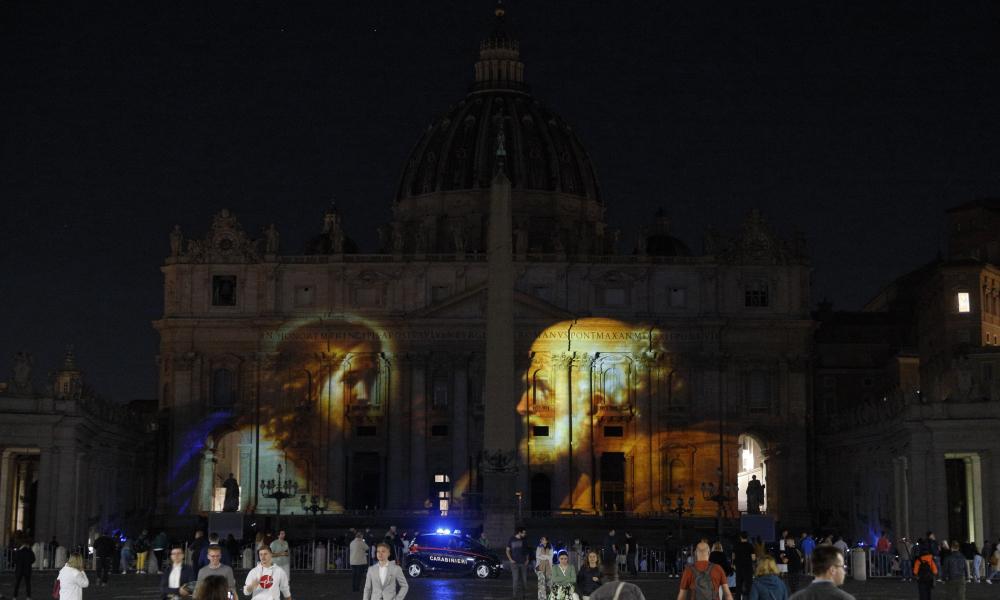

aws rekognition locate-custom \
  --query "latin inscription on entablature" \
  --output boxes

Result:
[260,324,713,349]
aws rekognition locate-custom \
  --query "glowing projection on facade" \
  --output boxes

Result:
[516,318,740,518]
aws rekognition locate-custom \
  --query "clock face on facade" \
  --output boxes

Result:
[218,237,235,251]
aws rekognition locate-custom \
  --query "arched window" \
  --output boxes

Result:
[668,458,689,494]
[211,369,236,407]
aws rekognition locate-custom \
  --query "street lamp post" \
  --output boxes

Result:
[669,496,696,544]
[701,469,736,540]
[300,495,328,541]
[260,463,298,531]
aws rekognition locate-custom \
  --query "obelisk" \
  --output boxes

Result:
[482,130,518,542]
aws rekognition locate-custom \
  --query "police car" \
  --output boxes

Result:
[405,530,503,579]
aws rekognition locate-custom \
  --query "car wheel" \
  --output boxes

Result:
[474,562,492,579]
[407,562,423,578]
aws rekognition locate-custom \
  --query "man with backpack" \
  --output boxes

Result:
[678,542,732,600]
[914,546,939,600]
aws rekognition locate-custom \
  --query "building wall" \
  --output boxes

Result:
[155,209,813,526]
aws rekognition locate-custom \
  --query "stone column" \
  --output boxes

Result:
[574,356,595,511]
[553,353,572,509]
[386,354,406,509]
[199,446,217,512]
[893,456,911,539]
[452,360,470,504]
[327,358,346,510]
[409,357,427,506]
[34,446,58,543]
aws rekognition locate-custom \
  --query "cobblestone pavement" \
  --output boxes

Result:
[1,571,997,599]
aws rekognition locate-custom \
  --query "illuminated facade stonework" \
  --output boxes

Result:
[0,350,156,547]
[154,8,813,527]
[813,199,1000,544]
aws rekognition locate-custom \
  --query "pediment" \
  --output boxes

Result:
[408,284,575,320]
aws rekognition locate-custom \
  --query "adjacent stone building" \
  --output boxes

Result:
[154,7,814,530]
[813,199,1000,544]
[0,349,156,547]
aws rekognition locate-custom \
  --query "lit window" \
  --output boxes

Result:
[745,281,769,307]
[742,448,754,472]
[957,292,971,313]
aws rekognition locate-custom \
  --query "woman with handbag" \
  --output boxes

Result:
[57,552,90,600]
[549,550,579,600]
[536,536,554,600]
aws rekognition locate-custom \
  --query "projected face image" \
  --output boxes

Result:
[515,317,741,514]
[176,314,393,513]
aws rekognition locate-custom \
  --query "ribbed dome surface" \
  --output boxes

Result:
[396,92,601,203]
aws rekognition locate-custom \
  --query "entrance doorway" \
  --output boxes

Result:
[9,455,39,539]
[945,454,983,543]
[212,430,242,511]
[600,452,626,513]
[737,434,766,514]
[349,453,381,510]
[530,473,551,515]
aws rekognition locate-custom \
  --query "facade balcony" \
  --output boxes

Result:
[529,401,555,417]
[346,400,383,422]
[595,402,634,423]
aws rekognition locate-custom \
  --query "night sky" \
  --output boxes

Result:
[2,1,998,402]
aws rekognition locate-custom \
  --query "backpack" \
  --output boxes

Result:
[51,578,60,600]
[688,564,717,600]
[917,559,934,583]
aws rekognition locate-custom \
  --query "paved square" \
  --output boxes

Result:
[2,571,997,599]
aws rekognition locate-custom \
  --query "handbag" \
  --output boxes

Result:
[51,578,60,600]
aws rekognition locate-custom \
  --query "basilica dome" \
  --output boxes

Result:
[395,89,601,202]
[386,4,608,255]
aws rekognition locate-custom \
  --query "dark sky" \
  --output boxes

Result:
[2,1,998,402]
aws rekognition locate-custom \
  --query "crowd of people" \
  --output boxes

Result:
[6,522,1000,600]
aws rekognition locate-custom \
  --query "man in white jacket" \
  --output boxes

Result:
[244,546,292,600]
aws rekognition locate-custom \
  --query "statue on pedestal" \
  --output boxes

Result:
[169,225,183,257]
[745,475,765,515]
[221,472,240,512]
[264,224,280,254]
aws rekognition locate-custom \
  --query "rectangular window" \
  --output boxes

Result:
[431,424,449,436]
[745,281,769,307]
[603,426,624,437]
[355,287,382,307]
[748,371,771,412]
[982,363,993,383]
[669,287,687,308]
[212,276,237,306]
[602,288,627,307]
[431,285,449,302]
[356,425,377,436]
[532,425,550,437]
[958,292,971,313]
[432,379,449,409]
[294,285,315,307]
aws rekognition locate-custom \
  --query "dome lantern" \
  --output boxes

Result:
[473,1,527,92]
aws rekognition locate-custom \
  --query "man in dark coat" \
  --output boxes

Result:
[11,538,36,600]
[94,531,117,585]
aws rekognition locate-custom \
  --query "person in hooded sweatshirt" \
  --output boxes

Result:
[750,556,789,600]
